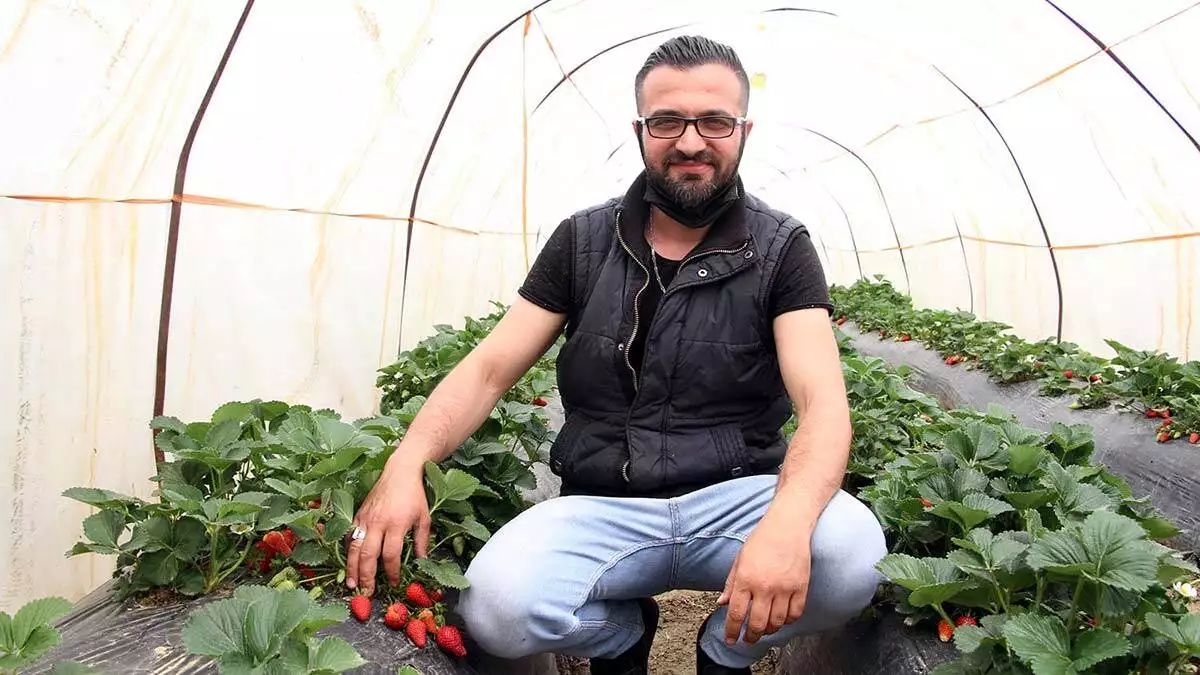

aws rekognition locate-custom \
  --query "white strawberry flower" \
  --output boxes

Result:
[1173,581,1197,599]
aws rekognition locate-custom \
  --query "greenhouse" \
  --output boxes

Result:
[2,1,1199,673]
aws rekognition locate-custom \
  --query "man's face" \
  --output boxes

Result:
[636,63,751,208]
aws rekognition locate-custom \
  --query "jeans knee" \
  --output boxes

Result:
[815,492,888,615]
[458,553,574,658]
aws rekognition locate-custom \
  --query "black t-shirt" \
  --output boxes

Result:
[518,217,834,371]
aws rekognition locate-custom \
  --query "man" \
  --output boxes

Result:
[346,35,887,674]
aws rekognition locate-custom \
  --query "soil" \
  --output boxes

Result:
[555,590,779,674]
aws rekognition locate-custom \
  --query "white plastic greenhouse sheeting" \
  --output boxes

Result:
[2,0,1198,609]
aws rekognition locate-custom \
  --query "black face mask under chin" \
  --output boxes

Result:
[642,176,740,230]
[636,129,746,229]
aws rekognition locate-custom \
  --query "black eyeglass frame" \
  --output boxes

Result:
[635,115,747,139]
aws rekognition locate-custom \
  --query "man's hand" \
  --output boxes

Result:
[344,453,430,597]
[717,509,812,645]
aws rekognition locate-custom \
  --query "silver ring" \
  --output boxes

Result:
[351,526,366,541]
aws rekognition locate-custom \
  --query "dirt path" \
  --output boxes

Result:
[556,590,779,674]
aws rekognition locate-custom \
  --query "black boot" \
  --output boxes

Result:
[588,598,659,675]
[695,618,752,674]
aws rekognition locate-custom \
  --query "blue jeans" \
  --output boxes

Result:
[456,474,887,668]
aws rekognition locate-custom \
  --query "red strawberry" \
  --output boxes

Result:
[431,589,444,602]
[435,625,468,658]
[836,315,847,325]
[349,594,371,623]
[262,531,291,556]
[1189,432,1199,444]
[1090,374,1101,382]
[533,397,547,407]
[919,497,933,508]
[1147,409,1159,418]
[1063,370,1073,379]
[1157,432,1170,443]
[1162,408,1172,418]
[417,608,438,633]
[384,603,408,630]
[900,334,911,342]
[308,499,321,509]
[955,615,977,627]
[297,564,316,580]
[406,582,434,608]
[406,619,428,647]
[937,619,954,642]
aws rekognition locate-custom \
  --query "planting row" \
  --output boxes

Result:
[830,278,1200,445]
[828,323,1200,673]
[11,304,560,674]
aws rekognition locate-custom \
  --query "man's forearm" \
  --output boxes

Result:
[389,352,509,470]
[769,398,852,534]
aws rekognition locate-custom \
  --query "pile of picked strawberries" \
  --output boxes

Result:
[349,582,467,659]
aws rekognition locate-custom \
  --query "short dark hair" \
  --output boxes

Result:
[635,35,750,113]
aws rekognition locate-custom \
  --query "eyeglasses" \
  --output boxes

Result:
[637,115,745,139]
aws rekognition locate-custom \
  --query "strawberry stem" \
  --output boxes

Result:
[1066,577,1085,632]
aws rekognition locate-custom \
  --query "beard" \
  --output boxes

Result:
[644,148,735,209]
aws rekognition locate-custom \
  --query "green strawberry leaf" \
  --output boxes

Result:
[1008,445,1046,475]
[1003,610,1132,672]
[1070,629,1130,671]
[414,557,470,590]
[308,635,366,672]
[11,597,71,649]
[242,587,310,664]
[931,494,1013,533]
[61,487,142,510]
[1137,515,1180,540]
[1027,511,1160,592]
[172,517,208,561]
[150,415,189,434]
[1144,613,1200,651]
[289,541,330,566]
[299,602,348,633]
[182,595,250,658]
[1002,613,1073,675]
[440,469,482,505]
[82,509,125,551]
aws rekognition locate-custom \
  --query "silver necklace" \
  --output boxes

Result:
[646,219,667,293]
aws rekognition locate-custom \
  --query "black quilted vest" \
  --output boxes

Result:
[549,173,808,499]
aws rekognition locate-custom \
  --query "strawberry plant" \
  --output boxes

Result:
[377,303,561,539]
[832,331,1200,673]
[830,278,1200,441]
[181,584,366,673]
[0,597,93,674]
[60,303,562,672]
[838,344,944,491]
[376,301,560,414]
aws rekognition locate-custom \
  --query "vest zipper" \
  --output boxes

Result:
[613,208,651,393]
